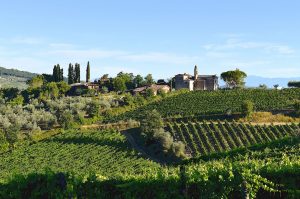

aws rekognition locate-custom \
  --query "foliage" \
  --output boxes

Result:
[288,81,300,88]
[140,109,164,139]
[7,95,24,106]
[86,100,100,118]
[27,75,44,89]
[144,74,154,86]
[52,64,63,82]
[241,100,254,117]
[68,63,75,84]
[113,76,127,93]
[86,61,90,82]
[221,68,247,88]
[74,63,81,83]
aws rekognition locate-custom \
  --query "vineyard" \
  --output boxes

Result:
[165,120,300,156]
[0,136,299,198]
[0,129,159,182]
[107,88,300,121]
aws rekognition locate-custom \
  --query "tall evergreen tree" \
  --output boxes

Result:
[56,64,61,82]
[53,65,56,82]
[74,63,80,83]
[60,68,63,82]
[68,63,74,84]
[86,61,90,83]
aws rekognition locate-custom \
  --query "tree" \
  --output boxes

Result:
[273,84,279,90]
[133,74,144,88]
[53,64,63,82]
[68,63,74,84]
[220,69,247,88]
[52,65,57,82]
[74,63,80,83]
[8,95,24,106]
[259,84,267,89]
[56,81,71,96]
[140,109,163,139]
[27,75,44,89]
[86,61,90,83]
[241,100,254,117]
[113,77,126,93]
[288,81,300,88]
[145,74,154,86]
[87,100,100,118]
[41,82,59,99]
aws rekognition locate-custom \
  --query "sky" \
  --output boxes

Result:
[0,0,300,81]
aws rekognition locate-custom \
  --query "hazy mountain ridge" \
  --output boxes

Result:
[245,75,300,88]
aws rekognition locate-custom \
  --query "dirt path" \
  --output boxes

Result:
[122,131,163,164]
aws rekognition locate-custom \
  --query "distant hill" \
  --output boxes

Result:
[0,66,37,79]
[0,66,38,89]
[245,75,300,88]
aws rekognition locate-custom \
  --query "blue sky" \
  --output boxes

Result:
[0,0,300,80]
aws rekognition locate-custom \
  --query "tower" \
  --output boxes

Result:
[194,65,198,80]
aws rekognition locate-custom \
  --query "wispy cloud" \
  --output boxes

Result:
[203,38,295,55]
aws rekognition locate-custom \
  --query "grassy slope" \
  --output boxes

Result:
[0,129,159,182]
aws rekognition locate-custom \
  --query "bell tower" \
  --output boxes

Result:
[194,65,198,80]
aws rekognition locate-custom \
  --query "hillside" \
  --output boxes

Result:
[165,121,299,156]
[0,129,159,181]
[107,88,300,122]
[0,66,37,89]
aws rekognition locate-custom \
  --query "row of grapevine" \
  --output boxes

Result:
[109,88,300,121]
[166,121,299,156]
[0,129,160,181]
[1,136,299,198]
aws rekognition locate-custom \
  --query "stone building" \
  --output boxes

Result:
[174,65,218,91]
[132,84,170,96]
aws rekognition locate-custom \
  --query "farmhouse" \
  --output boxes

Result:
[174,65,218,91]
[132,84,170,95]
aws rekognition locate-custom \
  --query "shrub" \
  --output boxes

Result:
[171,141,186,158]
[58,110,74,130]
[86,100,100,118]
[140,110,163,139]
[241,100,254,117]
[153,128,174,152]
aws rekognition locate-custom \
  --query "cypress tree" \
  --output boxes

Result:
[75,63,80,83]
[53,65,57,82]
[68,63,74,84]
[86,61,90,83]
[60,68,63,82]
[56,64,61,82]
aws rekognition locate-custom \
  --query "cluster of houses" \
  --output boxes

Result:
[70,65,219,95]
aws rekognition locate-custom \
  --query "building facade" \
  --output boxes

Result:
[174,65,218,91]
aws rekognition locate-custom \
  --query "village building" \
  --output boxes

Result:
[132,84,170,96]
[174,65,218,91]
